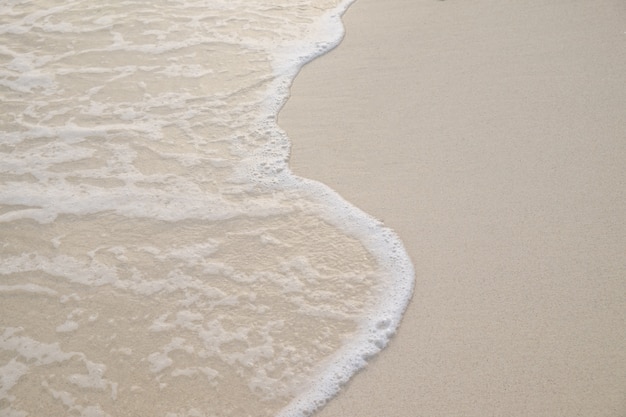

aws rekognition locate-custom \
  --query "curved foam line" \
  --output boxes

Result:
[248,1,416,415]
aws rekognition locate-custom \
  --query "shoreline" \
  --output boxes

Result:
[279,0,626,416]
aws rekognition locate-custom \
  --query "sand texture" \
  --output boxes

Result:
[279,0,626,415]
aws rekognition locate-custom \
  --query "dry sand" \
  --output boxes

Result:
[279,0,626,415]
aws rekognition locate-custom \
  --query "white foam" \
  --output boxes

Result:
[0,0,414,415]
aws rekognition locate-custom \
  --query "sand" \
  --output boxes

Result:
[278,0,626,416]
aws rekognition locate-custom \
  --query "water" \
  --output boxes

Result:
[0,1,414,416]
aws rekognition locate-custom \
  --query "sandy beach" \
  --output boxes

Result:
[279,0,626,415]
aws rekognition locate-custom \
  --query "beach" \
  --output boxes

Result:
[1,0,624,415]
[279,0,626,415]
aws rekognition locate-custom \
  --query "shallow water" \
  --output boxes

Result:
[0,1,413,416]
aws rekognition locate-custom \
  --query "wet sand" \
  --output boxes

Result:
[279,0,626,415]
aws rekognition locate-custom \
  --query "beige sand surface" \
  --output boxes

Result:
[279,0,626,415]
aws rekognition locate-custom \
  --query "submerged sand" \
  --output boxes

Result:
[279,0,626,415]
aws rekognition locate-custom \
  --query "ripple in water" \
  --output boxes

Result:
[0,1,414,416]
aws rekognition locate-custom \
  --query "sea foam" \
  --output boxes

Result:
[0,1,414,416]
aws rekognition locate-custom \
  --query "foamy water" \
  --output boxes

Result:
[0,1,413,416]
